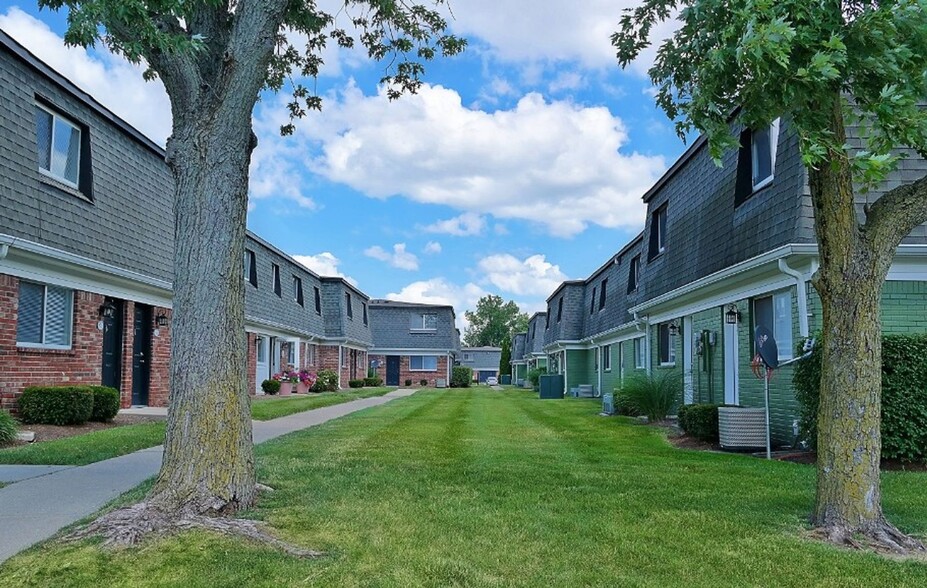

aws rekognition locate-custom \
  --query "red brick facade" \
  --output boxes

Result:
[369,354,448,387]
[0,274,171,411]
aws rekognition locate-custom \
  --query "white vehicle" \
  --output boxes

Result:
[485,376,498,386]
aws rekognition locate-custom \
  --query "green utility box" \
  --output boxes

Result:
[538,374,565,399]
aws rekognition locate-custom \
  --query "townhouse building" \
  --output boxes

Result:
[459,346,501,383]
[510,332,527,384]
[0,30,372,409]
[541,116,927,443]
[368,300,459,387]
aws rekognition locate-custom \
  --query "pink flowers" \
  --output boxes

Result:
[273,369,317,388]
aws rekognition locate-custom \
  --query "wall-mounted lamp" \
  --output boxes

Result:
[725,304,741,325]
[98,301,116,319]
[155,313,168,327]
[667,321,680,337]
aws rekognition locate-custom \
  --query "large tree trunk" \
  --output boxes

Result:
[808,93,922,551]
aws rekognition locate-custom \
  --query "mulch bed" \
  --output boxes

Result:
[2,413,165,448]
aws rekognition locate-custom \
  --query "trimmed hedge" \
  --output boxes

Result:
[677,403,722,442]
[18,386,95,425]
[794,333,927,462]
[0,410,17,445]
[312,369,339,392]
[348,379,365,388]
[364,377,383,387]
[261,379,281,395]
[88,386,120,422]
[450,366,472,388]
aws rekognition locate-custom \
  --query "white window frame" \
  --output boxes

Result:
[410,355,439,371]
[634,337,646,369]
[602,344,611,372]
[658,323,676,367]
[754,290,794,361]
[413,313,437,331]
[16,282,74,350]
[655,207,667,255]
[293,275,303,305]
[751,118,780,191]
[463,352,472,361]
[35,102,81,189]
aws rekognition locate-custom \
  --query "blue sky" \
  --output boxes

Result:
[1,2,687,327]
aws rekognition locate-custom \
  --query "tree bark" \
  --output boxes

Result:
[808,93,923,551]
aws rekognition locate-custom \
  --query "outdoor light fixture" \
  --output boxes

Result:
[155,313,168,327]
[668,321,679,337]
[725,304,740,325]
[98,301,116,319]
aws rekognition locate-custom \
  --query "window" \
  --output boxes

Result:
[648,205,667,260]
[735,119,781,205]
[410,355,438,371]
[658,323,676,366]
[256,337,267,363]
[245,251,257,287]
[272,264,281,296]
[556,297,563,322]
[314,286,321,314]
[306,344,316,365]
[35,103,83,189]
[463,352,472,361]
[293,276,304,306]
[634,337,646,369]
[590,287,597,315]
[602,344,612,371]
[753,291,793,360]
[599,279,608,310]
[362,302,368,326]
[412,313,437,330]
[16,281,73,348]
[345,292,353,318]
[287,341,296,366]
[627,255,640,293]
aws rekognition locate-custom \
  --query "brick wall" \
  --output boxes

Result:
[367,354,447,386]
[148,306,171,406]
[246,332,258,396]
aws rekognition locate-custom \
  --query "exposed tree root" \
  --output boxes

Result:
[65,502,323,558]
[809,520,927,558]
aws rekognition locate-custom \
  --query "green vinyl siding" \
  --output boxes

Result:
[600,344,621,397]
[691,307,724,405]
[513,364,527,382]
[565,349,592,391]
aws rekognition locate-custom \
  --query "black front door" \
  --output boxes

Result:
[101,298,123,389]
[386,356,400,386]
[131,304,152,406]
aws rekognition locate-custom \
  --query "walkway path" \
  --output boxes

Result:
[0,389,417,564]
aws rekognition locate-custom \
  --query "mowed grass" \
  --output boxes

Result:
[0,388,396,466]
[1,389,926,587]
[250,387,396,421]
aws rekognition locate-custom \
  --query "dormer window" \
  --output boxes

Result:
[752,119,780,191]
[35,102,90,197]
[556,298,563,323]
[627,255,640,293]
[648,205,667,260]
[599,279,607,310]
[412,313,437,331]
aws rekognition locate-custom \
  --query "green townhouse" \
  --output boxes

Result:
[510,311,549,386]
[541,116,927,445]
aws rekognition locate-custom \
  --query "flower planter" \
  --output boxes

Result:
[718,407,766,449]
[279,382,293,396]
[297,382,309,394]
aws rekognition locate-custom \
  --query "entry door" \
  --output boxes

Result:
[350,349,358,379]
[131,304,152,406]
[386,356,400,386]
[255,335,269,394]
[101,298,123,390]
[683,316,694,404]
[723,319,739,405]
[270,338,281,375]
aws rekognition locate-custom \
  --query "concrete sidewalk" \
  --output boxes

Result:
[0,388,417,564]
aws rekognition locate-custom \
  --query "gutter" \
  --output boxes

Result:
[778,259,809,338]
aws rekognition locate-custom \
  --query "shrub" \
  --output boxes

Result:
[18,386,94,425]
[420,379,429,387]
[88,386,120,422]
[261,379,281,395]
[405,379,413,387]
[364,377,383,387]
[677,403,722,442]
[450,366,472,388]
[348,379,365,388]
[0,410,17,445]
[312,369,339,392]
[527,367,547,390]
[615,372,681,423]
[794,333,927,462]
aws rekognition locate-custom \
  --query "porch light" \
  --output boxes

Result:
[155,313,168,327]
[725,304,740,325]
[98,301,116,319]
[668,321,679,337]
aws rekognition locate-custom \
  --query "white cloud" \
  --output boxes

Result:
[549,71,585,93]
[424,241,443,254]
[0,7,172,146]
[423,213,487,237]
[476,254,569,297]
[292,252,358,285]
[363,243,419,271]
[493,224,509,236]
[274,83,665,237]
[387,278,488,330]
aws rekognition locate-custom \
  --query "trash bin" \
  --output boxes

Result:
[538,374,565,399]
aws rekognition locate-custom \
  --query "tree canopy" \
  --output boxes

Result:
[463,295,529,347]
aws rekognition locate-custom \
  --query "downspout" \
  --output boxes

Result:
[596,344,602,398]
[337,345,343,389]
[778,259,809,338]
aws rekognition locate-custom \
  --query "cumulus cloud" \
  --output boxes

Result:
[292,252,358,285]
[363,243,419,271]
[423,213,488,237]
[267,83,665,237]
[0,7,172,145]
[424,241,443,254]
[387,278,489,330]
[476,254,569,297]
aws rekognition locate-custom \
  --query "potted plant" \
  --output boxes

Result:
[261,379,281,395]
[297,369,316,394]
[273,371,298,396]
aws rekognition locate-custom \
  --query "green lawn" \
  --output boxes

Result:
[1,389,925,586]
[0,388,396,466]
[250,387,396,421]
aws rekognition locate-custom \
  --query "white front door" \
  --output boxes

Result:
[255,335,269,395]
[683,316,694,404]
[271,338,282,375]
[723,320,739,405]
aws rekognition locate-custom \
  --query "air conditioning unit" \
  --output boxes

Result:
[601,392,615,416]
[436,378,447,388]
[718,407,766,448]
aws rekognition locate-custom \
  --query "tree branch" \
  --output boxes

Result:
[862,173,927,259]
